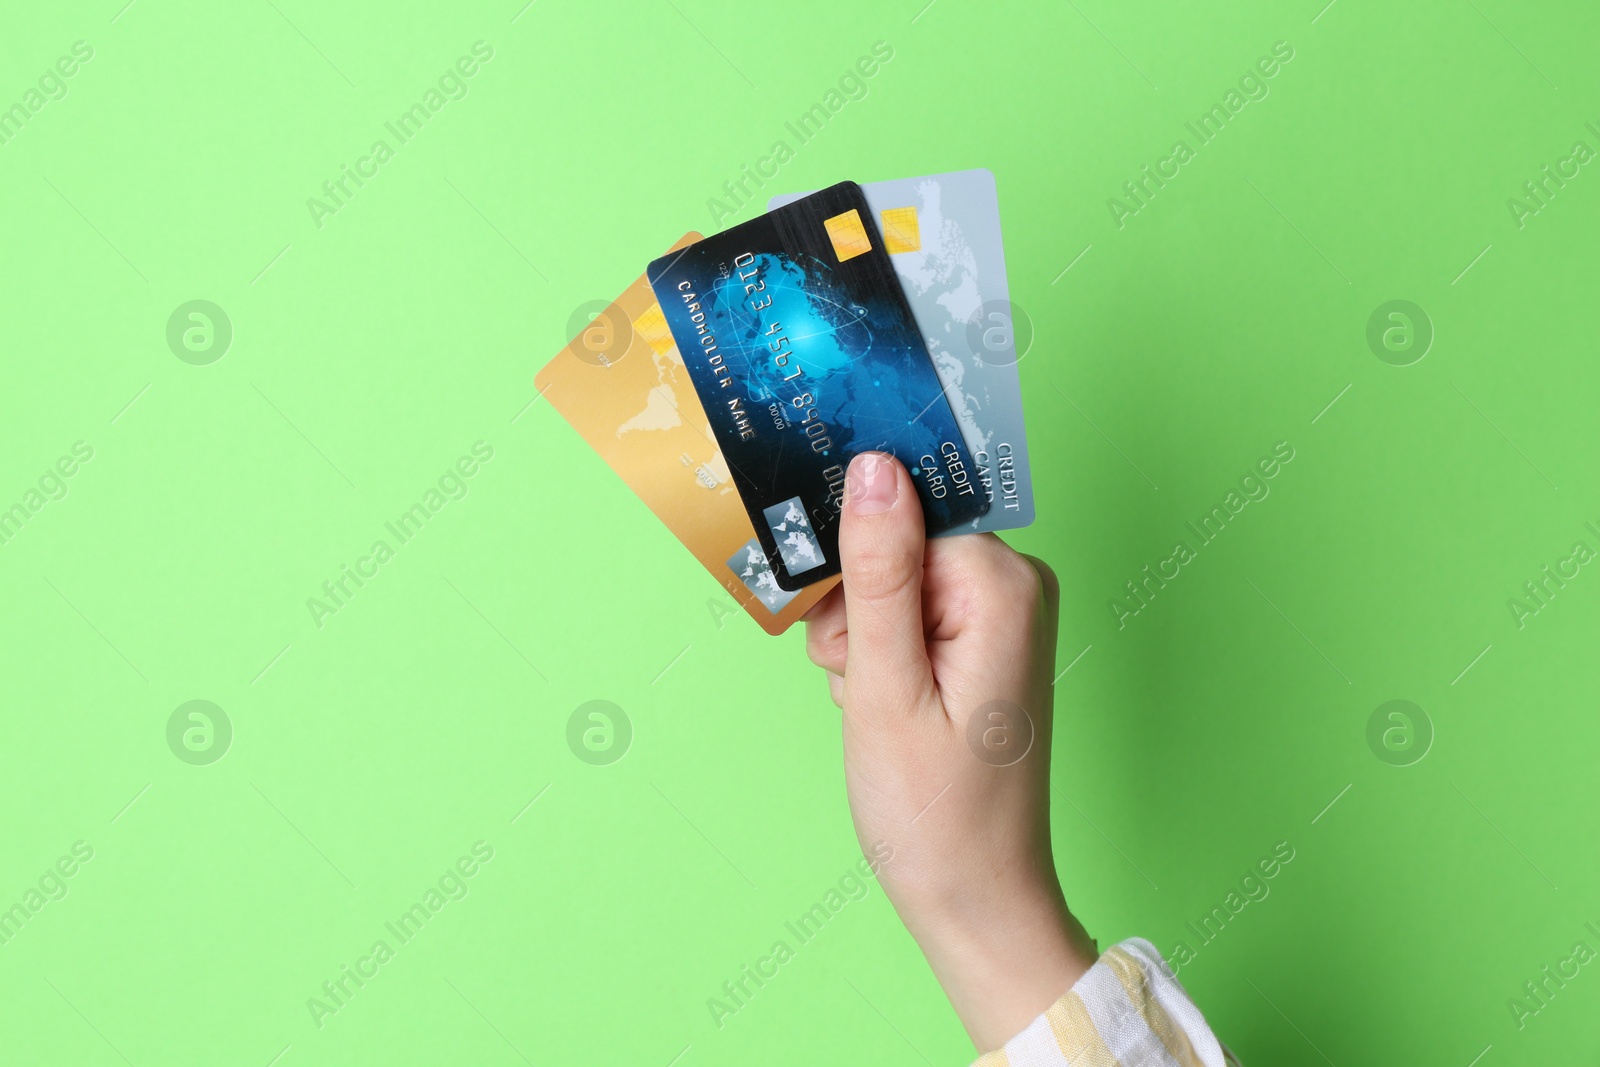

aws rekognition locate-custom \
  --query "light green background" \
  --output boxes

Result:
[2,0,1597,1063]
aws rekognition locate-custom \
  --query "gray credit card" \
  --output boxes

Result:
[770,168,1035,533]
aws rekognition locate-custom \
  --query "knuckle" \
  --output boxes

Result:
[806,630,832,671]
[1023,553,1057,596]
[1004,550,1056,607]
[971,550,1046,633]
[1028,555,1061,615]
[1003,551,1045,597]
[805,629,827,667]
[826,673,845,709]
[806,629,842,672]
[962,535,1042,597]
[846,542,921,604]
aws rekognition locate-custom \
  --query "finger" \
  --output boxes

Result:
[838,452,937,712]
[922,532,996,639]
[826,670,845,708]
[1019,553,1060,633]
[805,584,848,674]
[923,533,1038,644]
[1018,553,1062,679]
[801,582,843,623]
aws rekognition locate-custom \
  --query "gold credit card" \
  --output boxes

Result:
[536,235,839,634]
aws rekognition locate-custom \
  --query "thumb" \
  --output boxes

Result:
[838,452,936,712]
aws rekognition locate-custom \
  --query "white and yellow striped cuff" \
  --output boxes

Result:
[972,938,1237,1067]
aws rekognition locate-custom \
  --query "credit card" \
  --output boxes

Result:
[647,182,989,591]
[534,235,839,635]
[770,169,1034,533]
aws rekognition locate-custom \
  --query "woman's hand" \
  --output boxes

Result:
[803,451,1099,1052]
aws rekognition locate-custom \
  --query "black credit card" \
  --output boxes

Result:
[647,182,989,590]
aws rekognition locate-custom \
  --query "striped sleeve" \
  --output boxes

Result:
[970,938,1241,1067]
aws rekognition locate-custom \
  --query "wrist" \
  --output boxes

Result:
[898,875,1100,1052]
